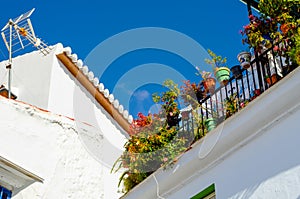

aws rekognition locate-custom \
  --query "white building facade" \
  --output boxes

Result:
[0,44,131,199]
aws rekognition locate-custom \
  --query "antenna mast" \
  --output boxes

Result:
[1,8,51,98]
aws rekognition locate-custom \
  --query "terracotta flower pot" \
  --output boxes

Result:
[237,52,251,69]
[203,78,216,94]
[265,74,277,86]
[214,67,230,86]
[280,23,290,35]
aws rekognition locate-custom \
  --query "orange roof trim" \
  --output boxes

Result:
[56,52,131,133]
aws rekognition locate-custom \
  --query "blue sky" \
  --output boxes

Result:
[0,0,253,118]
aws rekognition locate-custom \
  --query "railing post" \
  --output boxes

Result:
[246,0,253,16]
[254,51,264,92]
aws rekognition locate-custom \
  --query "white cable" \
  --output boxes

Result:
[153,174,165,199]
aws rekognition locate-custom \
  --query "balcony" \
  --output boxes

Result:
[181,38,298,137]
[120,50,300,199]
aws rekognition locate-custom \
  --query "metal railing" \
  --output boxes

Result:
[181,38,298,141]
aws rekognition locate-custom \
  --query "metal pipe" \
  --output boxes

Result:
[8,22,12,99]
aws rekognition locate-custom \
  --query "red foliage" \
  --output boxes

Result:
[129,113,153,135]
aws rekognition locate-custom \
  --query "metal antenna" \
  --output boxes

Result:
[1,8,51,99]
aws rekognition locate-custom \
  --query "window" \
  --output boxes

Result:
[203,192,216,199]
[0,156,43,197]
[0,186,12,199]
[190,184,215,199]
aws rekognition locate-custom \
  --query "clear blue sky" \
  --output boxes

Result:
[0,0,252,118]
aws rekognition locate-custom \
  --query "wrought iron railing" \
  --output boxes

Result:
[181,38,298,140]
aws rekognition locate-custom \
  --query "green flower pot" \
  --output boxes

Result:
[214,67,230,86]
[205,118,216,132]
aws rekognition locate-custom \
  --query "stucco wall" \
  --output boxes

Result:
[170,104,300,199]
[0,46,59,109]
[0,98,124,199]
[47,46,128,178]
[0,45,128,198]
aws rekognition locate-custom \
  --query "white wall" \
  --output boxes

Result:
[0,44,128,198]
[0,46,58,109]
[0,98,124,199]
[170,104,300,199]
[46,46,128,186]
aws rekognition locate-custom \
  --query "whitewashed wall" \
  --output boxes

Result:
[0,98,124,199]
[0,48,55,109]
[170,104,300,199]
[0,44,128,198]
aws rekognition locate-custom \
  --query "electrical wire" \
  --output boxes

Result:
[153,174,165,199]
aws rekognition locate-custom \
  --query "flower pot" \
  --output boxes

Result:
[230,65,243,79]
[280,23,290,35]
[205,118,216,132]
[254,89,261,96]
[262,33,272,41]
[261,34,273,49]
[167,114,181,128]
[265,74,277,86]
[214,67,230,86]
[237,52,251,69]
[196,89,206,104]
[203,78,216,95]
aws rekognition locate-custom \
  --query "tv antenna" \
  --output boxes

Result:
[1,8,51,98]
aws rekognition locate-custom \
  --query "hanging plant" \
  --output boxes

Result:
[205,49,230,86]
[240,15,278,51]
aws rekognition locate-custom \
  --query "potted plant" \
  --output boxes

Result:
[204,117,216,132]
[205,49,230,86]
[153,80,182,128]
[199,70,216,95]
[192,111,208,142]
[230,65,243,79]
[237,52,251,69]
[288,26,300,66]
[264,74,278,86]
[180,80,205,108]
[259,0,299,24]
[240,15,277,51]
